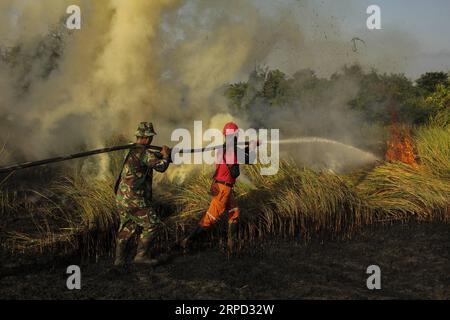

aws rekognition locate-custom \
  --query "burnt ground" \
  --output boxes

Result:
[0,221,449,300]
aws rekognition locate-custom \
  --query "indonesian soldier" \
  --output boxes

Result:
[114,122,171,266]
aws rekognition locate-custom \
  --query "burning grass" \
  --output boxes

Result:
[385,124,417,166]
[1,126,449,258]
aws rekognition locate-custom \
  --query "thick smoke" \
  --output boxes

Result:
[0,0,418,173]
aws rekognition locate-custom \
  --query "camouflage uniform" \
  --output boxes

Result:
[115,123,170,246]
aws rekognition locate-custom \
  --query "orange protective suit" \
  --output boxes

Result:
[198,183,240,228]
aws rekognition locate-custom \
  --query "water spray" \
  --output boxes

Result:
[269,137,379,160]
[0,136,378,174]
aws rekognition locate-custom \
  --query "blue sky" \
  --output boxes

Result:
[257,0,450,77]
[336,0,450,76]
[319,0,450,48]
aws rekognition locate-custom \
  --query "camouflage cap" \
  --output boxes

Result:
[135,122,157,137]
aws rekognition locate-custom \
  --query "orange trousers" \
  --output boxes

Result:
[199,183,240,228]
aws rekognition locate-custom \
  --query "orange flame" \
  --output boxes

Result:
[386,123,417,166]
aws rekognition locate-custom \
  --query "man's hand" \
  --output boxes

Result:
[160,145,171,159]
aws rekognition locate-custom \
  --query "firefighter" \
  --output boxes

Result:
[181,122,257,252]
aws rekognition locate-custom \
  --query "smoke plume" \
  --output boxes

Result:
[0,0,419,173]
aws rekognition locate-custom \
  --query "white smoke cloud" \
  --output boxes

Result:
[0,0,418,174]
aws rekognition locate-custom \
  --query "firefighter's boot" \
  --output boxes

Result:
[227,222,239,254]
[181,226,206,249]
[133,238,159,266]
[114,239,128,267]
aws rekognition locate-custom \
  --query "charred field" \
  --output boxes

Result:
[0,222,449,299]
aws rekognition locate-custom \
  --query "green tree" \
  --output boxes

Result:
[416,72,449,94]
[426,84,450,127]
[426,84,450,110]
[224,82,248,112]
[349,72,431,125]
[262,69,289,105]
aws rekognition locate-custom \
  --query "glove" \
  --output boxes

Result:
[160,145,171,159]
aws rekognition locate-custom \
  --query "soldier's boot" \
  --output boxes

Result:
[180,226,207,249]
[114,239,128,267]
[133,238,159,266]
[227,222,239,255]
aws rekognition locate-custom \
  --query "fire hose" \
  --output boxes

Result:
[0,142,253,174]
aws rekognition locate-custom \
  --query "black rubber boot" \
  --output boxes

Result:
[133,238,159,266]
[113,240,128,267]
[181,226,207,249]
[227,223,239,255]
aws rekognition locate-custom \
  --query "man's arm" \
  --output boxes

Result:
[144,146,170,173]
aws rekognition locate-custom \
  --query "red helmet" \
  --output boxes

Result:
[223,122,239,136]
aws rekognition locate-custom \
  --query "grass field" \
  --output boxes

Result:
[0,124,449,258]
